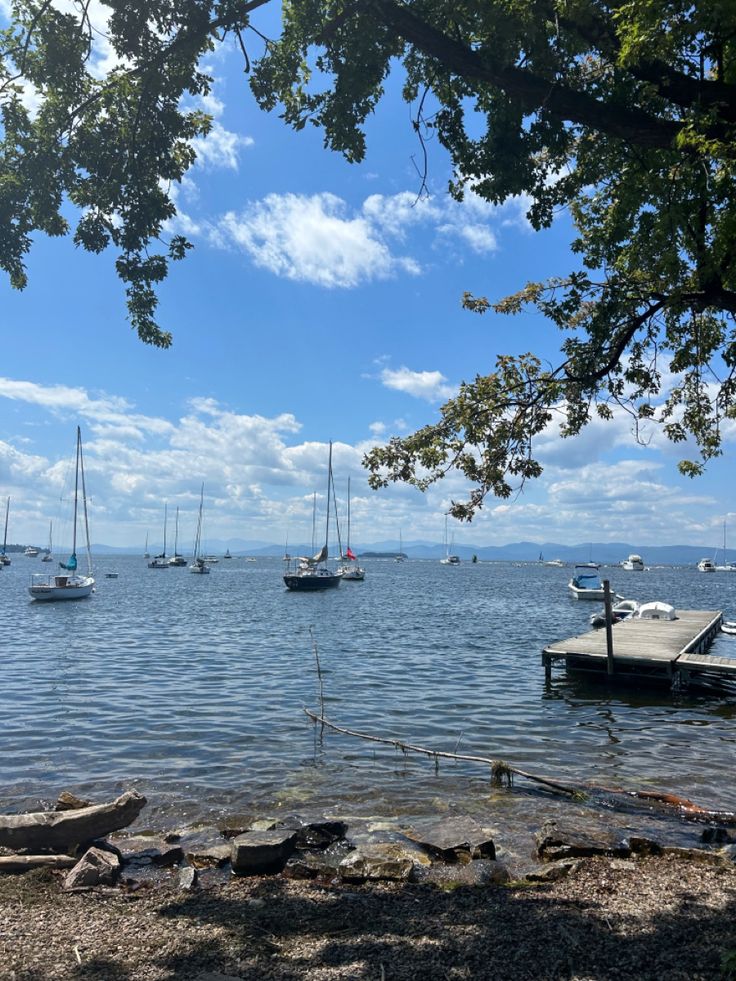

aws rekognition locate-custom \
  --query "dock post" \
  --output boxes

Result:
[603,580,614,676]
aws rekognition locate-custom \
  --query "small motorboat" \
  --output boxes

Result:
[637,601,676,620]
[590,598,640,629]
[721,620,736,636]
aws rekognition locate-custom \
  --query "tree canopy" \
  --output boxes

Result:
[2,0,735,515]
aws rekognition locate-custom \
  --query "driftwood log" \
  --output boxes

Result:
[0,855,78,872]
[0,790,146,852]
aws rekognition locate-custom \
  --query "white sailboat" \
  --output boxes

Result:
[284,442,342,590]
[716,519,736,571]
[29,427,95,601]
[41,521,53,561]
[0,497,10,565]
[337,477,365,581]
[168,506,187,565]
[189,485,210,574]
[148,504,169,568]
[143,532,150,559]
[440,516,460,565]
[395,529,405,562]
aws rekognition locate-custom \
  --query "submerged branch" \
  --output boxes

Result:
[304,708,580,797]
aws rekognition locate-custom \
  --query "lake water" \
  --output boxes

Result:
[2,555,735,862]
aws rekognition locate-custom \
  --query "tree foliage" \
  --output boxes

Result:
[2,1,735,513]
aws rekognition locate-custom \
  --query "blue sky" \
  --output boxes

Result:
[1,3,734,551]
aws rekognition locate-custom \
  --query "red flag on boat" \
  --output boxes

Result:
[346,547,356,560]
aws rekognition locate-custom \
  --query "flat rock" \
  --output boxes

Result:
[404,815,496,861]
[248,815,348,850]
[662,846,730,866]
[63,847,120,891]
[422,859,510,888]
[285,841,355,880]
[118,836,183,867]
[231,830,297,876]
[338,843,416,882]
[536,820,630,860]
[525,859,583,883]
[179,828,232,868]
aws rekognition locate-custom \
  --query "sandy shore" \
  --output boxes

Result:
[2,853,735,980]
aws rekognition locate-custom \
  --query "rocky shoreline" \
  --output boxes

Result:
[2,792,736,979]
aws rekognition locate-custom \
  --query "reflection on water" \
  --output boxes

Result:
[2,556,735,850]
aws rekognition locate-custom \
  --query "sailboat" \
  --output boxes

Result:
[28,427,95,601]
[41,521,53,561]
[395,529,405,562]
[189,485,210,574]
[168,506,187,565]
[440,516,460,564]
[337,477,365,581]
[148,504,169,568]
[716,518,736,571]
[0,497,10,565]
[283,443,342,590]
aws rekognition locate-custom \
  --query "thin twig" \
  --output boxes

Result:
[309,629,325,737]
[304,709,580,796]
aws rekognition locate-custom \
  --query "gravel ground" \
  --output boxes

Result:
[1,854,735,981]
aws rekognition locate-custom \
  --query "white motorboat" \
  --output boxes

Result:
[697,557,716,573]
[24,545,39,557]
[568,564,616,601]
[590,598,640,628]
[621,554,644,571]
[29,427,95,602]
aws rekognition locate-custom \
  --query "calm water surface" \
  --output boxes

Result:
[2,556,735,858]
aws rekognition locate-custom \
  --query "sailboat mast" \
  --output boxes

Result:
[78,429,93,574]
[174,507,180,555]
[2,496,8,554]
[163,503,168,558]
[347,477,351,552]
[71,426,81,556]
[325,441,332,556]
[311,492,317,552]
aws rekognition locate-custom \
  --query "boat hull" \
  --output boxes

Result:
[284,572,341,591]
[29,575,95,601]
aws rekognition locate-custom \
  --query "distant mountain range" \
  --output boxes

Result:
[17,538,727,566]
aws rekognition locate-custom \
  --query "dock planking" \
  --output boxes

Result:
[542,610,735,688]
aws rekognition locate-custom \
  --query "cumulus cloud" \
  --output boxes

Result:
[380,367,456,402]
[212,193,421,288]
[210,188,533,287]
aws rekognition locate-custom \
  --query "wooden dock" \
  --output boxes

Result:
[542,610,736,688]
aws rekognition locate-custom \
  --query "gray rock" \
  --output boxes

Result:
[404,815,496,862]
[285,841,354,880]
[338,843,416,882]
[63,847,120,890]
[55,791,92,811]
[536,820,630,860]
[248,815,348,850]
[719,843,736,862]
[231,830,297,876]
[118,836,184,867]
[627,836,663,856]
[179,828,232,868]
[701,826,734,844]
[662,846,730,865]
[423,859,511,888]
[525,859,583,882]
[178,866,199,892]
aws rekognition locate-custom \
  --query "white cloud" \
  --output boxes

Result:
[212,193,421,288]
[192,122,254,171]
[380,367,456,402]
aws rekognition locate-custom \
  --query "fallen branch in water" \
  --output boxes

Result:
[304,710,736,823]
[303,709,582,797]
